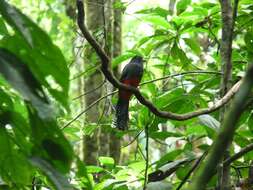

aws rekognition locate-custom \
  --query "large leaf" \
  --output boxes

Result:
[0,48,53,119]
[198,114,220,132]
[28,106,74,174]
[0,0,69,109]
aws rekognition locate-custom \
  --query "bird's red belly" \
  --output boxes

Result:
[119,78,140,100]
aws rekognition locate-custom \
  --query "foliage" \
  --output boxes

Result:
[0,0,89,189]
[0,0,253,189]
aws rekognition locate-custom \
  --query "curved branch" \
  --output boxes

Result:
[76,0,240,121]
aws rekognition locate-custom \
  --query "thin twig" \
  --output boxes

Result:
[176,152,208,190]
[72,80,106,100]
[141,71,222,86]
[121,130,144,148]
[62,91,116,129]
[70,64,100,81]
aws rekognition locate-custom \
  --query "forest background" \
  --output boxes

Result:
[0,0,253,189]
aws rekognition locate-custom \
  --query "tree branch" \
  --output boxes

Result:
[223,143,253,167]
[76,0,240,121]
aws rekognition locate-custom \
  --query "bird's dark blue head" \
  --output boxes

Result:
[131,56,144,65]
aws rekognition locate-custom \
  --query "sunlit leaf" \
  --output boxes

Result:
[177,0,191,15]
[0,1,69,110]
[0,48,53,119]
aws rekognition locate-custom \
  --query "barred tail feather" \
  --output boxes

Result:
[114,99,129,130]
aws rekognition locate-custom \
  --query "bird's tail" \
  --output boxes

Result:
[113,99,129,130]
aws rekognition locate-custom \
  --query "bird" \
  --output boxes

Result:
[114,56,144,130]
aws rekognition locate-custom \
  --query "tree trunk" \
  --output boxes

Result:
[108,1,122,164]
[82,0,105,165]
[218,0,233,189]
[83,0,122,165]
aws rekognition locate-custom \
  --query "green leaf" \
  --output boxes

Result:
[184,38,202,55]
[198,114,220,132]
[177,0,191,15]
[29,157,73,190]
[0,48,53,119]
[0,87,13,110]
[83,124,98,136]
[136,7,169,18]
[156,149,183,168]
[0,0,33,46]
[155,88,185,108]
[143,16,170,29]
[86,166,104,174]
[76,158,93,189]
[98,157,115,168]
[150,131,183,140]
[245,31,253,53]
[186,125,207,136]
[113,0,126,11]
[0,110,31,153]
[28,106,73,173]
[248,113,253,132]
[159,158,191,173]
[0,17,8,35]
[0,1,69,110]
[0,128,33,185]
[171,42,190,67]
[234,134,250,148]
[129,161,146,173]
[176,164,191,180]
[112,52,137,68]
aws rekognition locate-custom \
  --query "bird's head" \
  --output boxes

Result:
[131,55,145,65]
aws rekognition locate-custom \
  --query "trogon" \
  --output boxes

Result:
[114,56,144,130]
